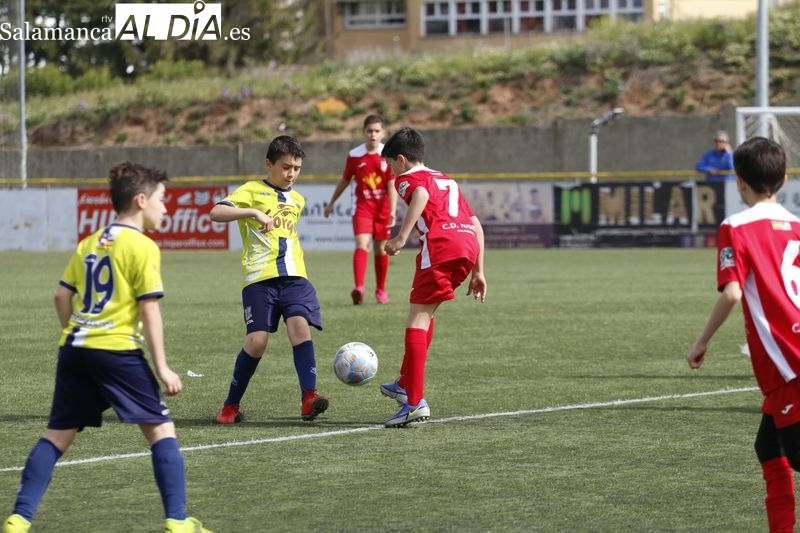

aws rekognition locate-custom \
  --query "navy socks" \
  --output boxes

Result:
[13,438,62,521]
[224,348,261,406]
[151,437,187,520]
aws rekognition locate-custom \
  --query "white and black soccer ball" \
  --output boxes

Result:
[333,342,378,386]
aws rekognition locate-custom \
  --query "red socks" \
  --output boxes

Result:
[762,456,795,532]
[353,248,368,289]
[355,250,390,292]
[375,253,389,291]
[399,328,428,406]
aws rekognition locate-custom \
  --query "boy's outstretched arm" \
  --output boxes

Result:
[211,203,274,232]
[686,281,742,369]
[323,179,350,218]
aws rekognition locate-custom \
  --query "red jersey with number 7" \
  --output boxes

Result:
[395,165,479,269]
[717,202,800,394]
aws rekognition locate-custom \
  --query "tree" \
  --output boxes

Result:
[5,0,326,80]
[211,0,326,70]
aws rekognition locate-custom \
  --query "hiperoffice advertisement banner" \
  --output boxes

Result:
[77,186,230,249]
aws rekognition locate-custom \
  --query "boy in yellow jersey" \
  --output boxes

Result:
[213,135,328,424]
[3,162,212,533]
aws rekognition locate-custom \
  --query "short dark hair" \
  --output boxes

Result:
[363,114,385,129]
[733,137,786,195]
[266,135,305,163]
[108,161,168,214]
[382,127,425,163]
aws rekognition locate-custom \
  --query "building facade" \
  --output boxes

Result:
[326,0,785,62]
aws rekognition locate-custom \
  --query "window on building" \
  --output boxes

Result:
[617,0,644,21]
[340,0,407,29]
[420,0,643,36]
[552,0,577,31]
[455,1,482,34]
[425,1,451,35]
[519,1,545,33]
[487,0,513,33]
[584,0,609,28]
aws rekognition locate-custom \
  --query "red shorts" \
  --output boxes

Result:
[353,214,391,241]
[410,258,474,305]
[762,379,800,429]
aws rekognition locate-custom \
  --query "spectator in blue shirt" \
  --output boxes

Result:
[695,130,735,182]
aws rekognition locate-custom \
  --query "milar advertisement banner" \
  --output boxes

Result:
[555,180,726,233]
[77,186,230,249]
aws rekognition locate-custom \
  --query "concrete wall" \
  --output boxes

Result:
[0,112,734,180]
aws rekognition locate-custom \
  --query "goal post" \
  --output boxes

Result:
[735,106,800,173]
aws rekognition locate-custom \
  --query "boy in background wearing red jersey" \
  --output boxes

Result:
[686,137,800,533]
[324,115,397,305]
[379,127,487,428]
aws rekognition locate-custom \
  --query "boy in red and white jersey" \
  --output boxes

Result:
[379,127,487,427]
[686,136,800,532]
[324,115,396,305]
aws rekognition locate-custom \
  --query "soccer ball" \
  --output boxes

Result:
[333,342,378,386]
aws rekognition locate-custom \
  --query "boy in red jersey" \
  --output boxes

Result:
[324,115,397,305]
[379,127,487,427]
[686,137,800,533]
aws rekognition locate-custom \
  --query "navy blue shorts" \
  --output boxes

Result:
[48,346,172,430]
[242,277,323,334]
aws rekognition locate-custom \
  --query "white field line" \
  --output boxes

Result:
[0,386,758,473]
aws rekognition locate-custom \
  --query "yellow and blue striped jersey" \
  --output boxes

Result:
[220,179,307,287]
[58,223,164,351]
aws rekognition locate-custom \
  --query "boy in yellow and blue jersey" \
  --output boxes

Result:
[213,135,329,424]
[3,162,212,533]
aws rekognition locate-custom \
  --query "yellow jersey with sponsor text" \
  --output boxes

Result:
[59,223,164,351]
[219,179,307,287]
